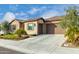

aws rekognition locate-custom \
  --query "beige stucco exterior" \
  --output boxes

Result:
[10,18,64,35]
[24,21,38,35]
[10,20,20,32]
[45,21,64,34]
[52,21,64,34]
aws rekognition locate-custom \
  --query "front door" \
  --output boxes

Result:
[38,24,43,34]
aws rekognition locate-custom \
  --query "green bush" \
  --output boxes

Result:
[0,34,29,40]
[0,34,19,40]
[15,29,27,37]
[0,29,28,40]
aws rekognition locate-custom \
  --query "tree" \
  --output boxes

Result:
[15,29,27,37]
[1,21,10,34]
[60,6,79,43]
[0,25,2,31]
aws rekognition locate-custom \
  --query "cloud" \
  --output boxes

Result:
[3,12,15,22]
[15,12,29,20]
[15,12,26,16]
[41,10,65,19]
[28,8,39,14]
[28,6,47,15]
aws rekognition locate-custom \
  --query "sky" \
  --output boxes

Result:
[0,4,78,22]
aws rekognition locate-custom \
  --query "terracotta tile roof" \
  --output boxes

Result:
[24,17,45,22]
[10,16,62,24]
[15,19,26,23]
[45,16,62,22]
[9,19,25,24]
[9,17,45,24]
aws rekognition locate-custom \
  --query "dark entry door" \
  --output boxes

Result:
[38,24,43,34]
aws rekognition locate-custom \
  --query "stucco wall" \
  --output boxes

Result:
[54,23,64,34]
[45,21,64,34]
[24,21,38,35]
[10,20,20,32]
[51,21,64,34]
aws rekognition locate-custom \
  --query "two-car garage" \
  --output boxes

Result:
[38,16,64,34]
[38,22,64,34]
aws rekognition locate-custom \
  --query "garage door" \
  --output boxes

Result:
[46,24,55,34]
[46,24,64,34]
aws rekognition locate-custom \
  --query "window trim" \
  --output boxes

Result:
[27,23,36,30]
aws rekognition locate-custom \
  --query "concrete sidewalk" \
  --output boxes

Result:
[0,34,79,54]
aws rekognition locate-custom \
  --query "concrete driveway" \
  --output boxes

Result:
[0,34,79,54]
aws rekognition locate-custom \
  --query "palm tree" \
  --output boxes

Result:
[60,6,79,43]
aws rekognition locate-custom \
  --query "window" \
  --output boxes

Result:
[28,23,35,30]
[11,25,16,31]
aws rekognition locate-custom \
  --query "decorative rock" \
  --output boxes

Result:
[64,43,69,47]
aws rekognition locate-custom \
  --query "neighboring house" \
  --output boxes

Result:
[9,19,24,32]
[9,16,64,35]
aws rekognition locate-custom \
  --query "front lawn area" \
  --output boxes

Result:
[0,29,30,40]
[0,34,29,40]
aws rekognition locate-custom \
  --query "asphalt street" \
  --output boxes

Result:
[0,46,24,54]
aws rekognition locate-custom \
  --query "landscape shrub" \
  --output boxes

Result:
[0,34,19,40]
[0,29,29,40]
[15,29,27,37]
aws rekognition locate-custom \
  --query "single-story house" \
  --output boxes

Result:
[9,16,64,35]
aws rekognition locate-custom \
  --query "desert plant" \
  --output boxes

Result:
[60,6,79,43]
[15,29,27,37]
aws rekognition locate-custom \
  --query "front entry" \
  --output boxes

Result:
[38,24,43,34]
